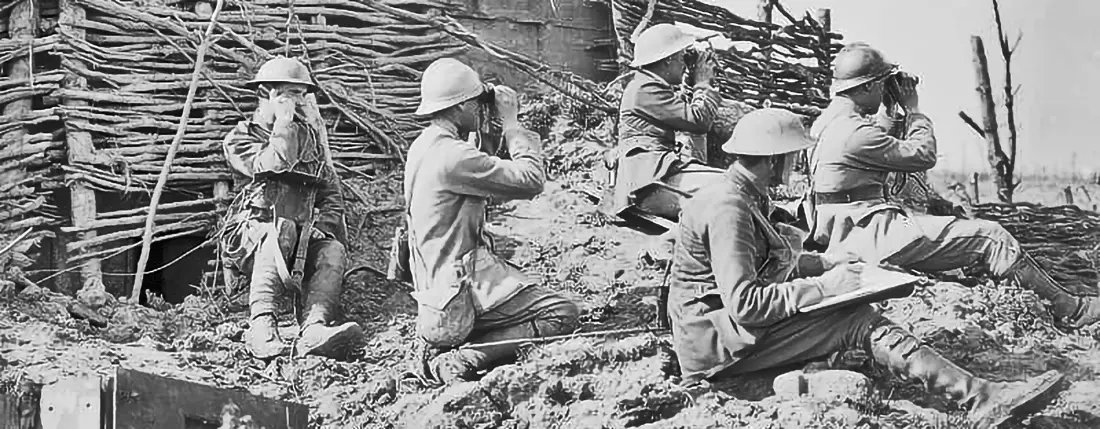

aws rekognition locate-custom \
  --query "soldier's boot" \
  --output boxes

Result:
[868,325,1064,428]
[244,313,291,359]
[297,299,365,360]
[295,240,365,359]
[1005,253,1100,330]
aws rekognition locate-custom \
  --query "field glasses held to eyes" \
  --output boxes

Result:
[887,70,920,87]
[478,83,496,103]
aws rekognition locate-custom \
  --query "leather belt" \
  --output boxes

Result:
[814,184,886,204]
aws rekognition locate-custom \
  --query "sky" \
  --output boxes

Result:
[695,0,1100,177]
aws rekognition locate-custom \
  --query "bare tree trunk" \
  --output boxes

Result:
[992,0,1021,200]
[970,35,1014,203]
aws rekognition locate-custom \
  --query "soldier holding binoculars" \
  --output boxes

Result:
[398,58,580,386]
[804,42,1100,330]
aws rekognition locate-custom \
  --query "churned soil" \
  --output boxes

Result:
[2,112,1099,429]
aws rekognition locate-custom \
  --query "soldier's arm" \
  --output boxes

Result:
[632,81,720,134]
[709,200,826,328]
[843,113,937,173]
[443,129,545,201]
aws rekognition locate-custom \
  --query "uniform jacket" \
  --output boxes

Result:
[609,70,720,215]
[404,121,545,313]
[220,107,347,275]
[669,165,829,381]
[806,97,949,259]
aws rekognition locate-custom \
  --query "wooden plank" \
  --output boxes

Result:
[1,389,38,429]
[113,368,309,429]
[40,376,101,429]
[0,394,23,429]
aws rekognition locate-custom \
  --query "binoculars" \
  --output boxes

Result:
[887,70,921,87]
[478,83,497,104]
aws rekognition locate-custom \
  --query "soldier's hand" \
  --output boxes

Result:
[492,85,521,128]
[691,51,716,86]
[817,261,866,297]
[271,94,297,129]
[895,74,919,111]
[821,251,863,271]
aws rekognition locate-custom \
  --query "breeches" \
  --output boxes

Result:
[635,165,725,221]
[697,305,891,383]
[831,213,1021,277]
[880,217,1020,277]
[248,222,347,319]
[438,284,579,371]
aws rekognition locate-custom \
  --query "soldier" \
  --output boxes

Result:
[669,108,1064,428]
[220,56,364,359]
[604,23,725,223]
[402,58,579,385]
[805,42,1100,330]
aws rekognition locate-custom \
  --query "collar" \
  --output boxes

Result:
[635,69,672,88]
[429,118,461,139]
[726,164,771,210]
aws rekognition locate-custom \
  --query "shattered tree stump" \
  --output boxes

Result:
[29,367,309,429]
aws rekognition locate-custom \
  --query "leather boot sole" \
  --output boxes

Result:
[971,370,1064,429]
[296,323,365,359]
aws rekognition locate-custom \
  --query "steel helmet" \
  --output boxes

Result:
[416,58,487,116]
[630,23,696,67]
[721,108,813,156]
[830,42,898,96]
[246,56,315,89]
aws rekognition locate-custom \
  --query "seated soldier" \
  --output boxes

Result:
[604,23,725,223]
[668,107,1063,428]
[403,58,580,385]
[807,42,1099,329]
[221,56,363,359]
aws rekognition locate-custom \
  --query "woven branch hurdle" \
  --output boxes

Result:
[0,0,508,288]
[606,0,841,116]
[51,0,479,270]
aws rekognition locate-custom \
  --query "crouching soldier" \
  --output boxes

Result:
[402,58,580,385]
[221,56,364,359]
[604,23,725,223]
[807,42,1100,330]
[668,108,1063,428]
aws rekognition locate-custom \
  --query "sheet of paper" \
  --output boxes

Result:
[799,265,924,313]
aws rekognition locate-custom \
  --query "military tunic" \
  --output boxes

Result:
[405,120,578,369]
[808,97,1020,276]
[609,70,722,218]
[220,102,349,320]
[670,165,888,384]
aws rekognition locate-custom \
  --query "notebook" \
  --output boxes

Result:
[798,265,928,313]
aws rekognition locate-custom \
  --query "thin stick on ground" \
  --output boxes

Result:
[130,0,226,302]
[458,327,671,349]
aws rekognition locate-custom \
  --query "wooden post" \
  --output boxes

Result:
[815,8,832,88]
[59,0,103,291]
[971,172,980,204]
[4,0,38,132]
[1064,186,1074,205]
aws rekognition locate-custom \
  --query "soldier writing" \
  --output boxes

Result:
[669,108,1064,429]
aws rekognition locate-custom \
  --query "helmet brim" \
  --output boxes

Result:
[830,64,899,95]
[629,36,696,68]
[414,89,485,117]
[246,78,318,91]
[722,135,814,156]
